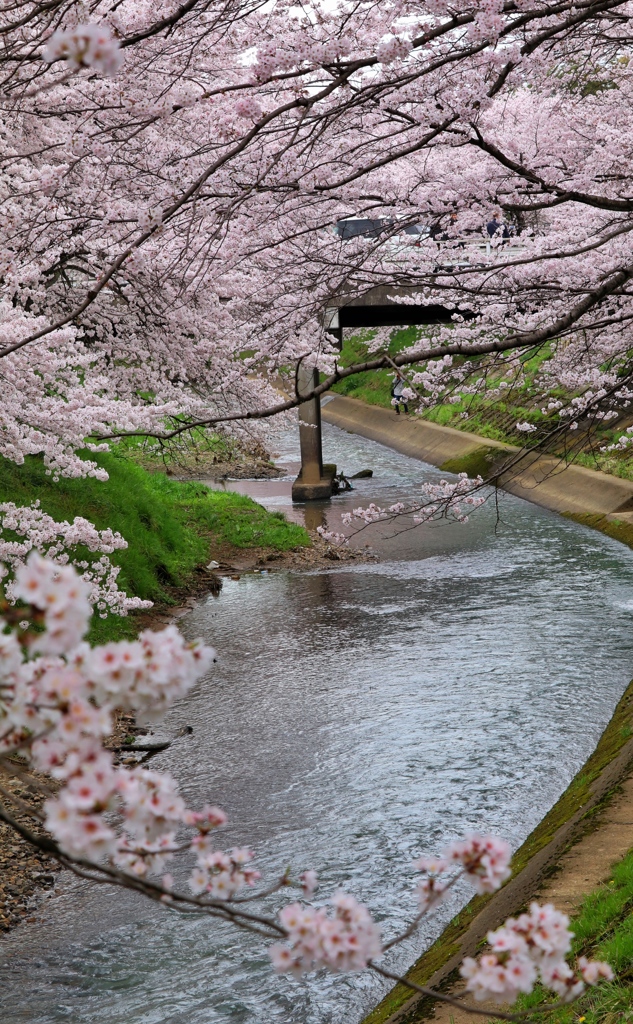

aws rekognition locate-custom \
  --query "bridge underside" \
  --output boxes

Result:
[293,295,453,503]
[338,302,452,329]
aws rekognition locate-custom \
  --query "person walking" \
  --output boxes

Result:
[391,372,409,414]
[487,210,510,241]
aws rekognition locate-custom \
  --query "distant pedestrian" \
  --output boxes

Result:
[391,373,408,415]
[487,210,510,240]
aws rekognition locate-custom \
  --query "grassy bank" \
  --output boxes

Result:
[331,331,633,479]
[0,450,309,644]
[364,679,633,1024]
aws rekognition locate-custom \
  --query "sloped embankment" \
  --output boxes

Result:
[0,450,311,645]
[363,680,633,1024]
[322,395,633,522]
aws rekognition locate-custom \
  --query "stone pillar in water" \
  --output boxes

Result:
[291,362,335,501]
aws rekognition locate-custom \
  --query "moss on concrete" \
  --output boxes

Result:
[563,512,633,552]
[439,447,506,479]
[363,678,633,1024]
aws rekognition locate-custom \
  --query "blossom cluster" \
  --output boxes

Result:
[189,831,261,899]
[0,501,151,618]
[270,894,382,975]
[469,0,506,41]
[461,903,613,1003]
[335,473,487,539]
[43,22,123,77]
[415,833,512,898]
[376,34,412,65]
[0,554,217,876]
[413,836,612,1005]
[603,424,633,453]
[76,624,211,718]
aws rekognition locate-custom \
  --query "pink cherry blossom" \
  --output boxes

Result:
[461,901,612,1004]
[578,956,614,985]
[416,833,512,894]
[43,23,123,77]
[0,0,627,1007]
[301,870,318,897]
[460,951,537,1003]
[271,893,382,975]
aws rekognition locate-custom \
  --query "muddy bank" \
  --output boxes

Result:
[130,435,283,483]
[135,531,375,631]
[0,709,138,934]
[174,457,283,481]
[0,770,57,933]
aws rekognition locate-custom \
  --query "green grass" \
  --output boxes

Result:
[0,450,309,643]
[331,330,553,443]
[330,327,420,407]
[331,331,633,478]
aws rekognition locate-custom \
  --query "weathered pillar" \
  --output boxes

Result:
[291,362,335,501]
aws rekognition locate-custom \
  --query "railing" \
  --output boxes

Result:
[383,236,526,270]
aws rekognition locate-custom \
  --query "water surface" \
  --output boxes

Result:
[2,423,633,1024]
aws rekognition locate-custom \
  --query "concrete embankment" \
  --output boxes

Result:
[322,394,633,520]
[361,682,633,1024]
[319,396,633,1024]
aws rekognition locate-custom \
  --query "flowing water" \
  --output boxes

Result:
[3,422,633,1024]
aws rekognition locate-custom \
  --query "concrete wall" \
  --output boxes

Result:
[322,395,633,518]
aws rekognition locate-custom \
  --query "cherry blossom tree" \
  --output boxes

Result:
[1,0,633,449]
[0,7,627,1011]
[0,0,629,561]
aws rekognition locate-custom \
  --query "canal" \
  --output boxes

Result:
[2,422,633,1024]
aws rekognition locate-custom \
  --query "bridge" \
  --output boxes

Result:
[291,286,455,501]
[291,234,526,500]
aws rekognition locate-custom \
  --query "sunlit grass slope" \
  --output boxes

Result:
[0,450,309,642]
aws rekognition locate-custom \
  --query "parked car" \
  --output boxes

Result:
[335,218,389,239]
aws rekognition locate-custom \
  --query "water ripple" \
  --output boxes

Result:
[2,423,633,1023]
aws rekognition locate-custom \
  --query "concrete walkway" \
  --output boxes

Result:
[322,395,633,518]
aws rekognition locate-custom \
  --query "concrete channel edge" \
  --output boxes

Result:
[363,702,633,1024]
[322,395,633,519]
[319,396,633,1024]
